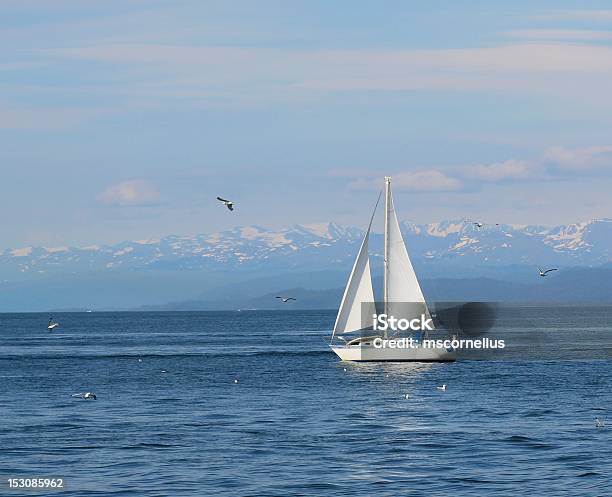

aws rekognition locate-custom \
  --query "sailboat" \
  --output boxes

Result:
[330,177,456,362]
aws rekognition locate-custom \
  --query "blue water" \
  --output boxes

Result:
[1,309,611,496]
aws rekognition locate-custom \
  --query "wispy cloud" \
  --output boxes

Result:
[37,41,612,108]
[460,146,612,183]
[461,159,534,182]
[0,101,108,130]
[343,145,612,193]
[505,29,612,41]
[348,170,463,193]
[393,171,463,192]
[540,10,612,21]
[97,180,160,206]
[544,145,612,171]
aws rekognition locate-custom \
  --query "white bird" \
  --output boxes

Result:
[343,368,347,372]
[47,317,59,331]
[538,267,558,277]
[404,393,410,399]
[595,417,606,428]
[72,392,97,400]
[275,296,296,303]
[473,222,483,230]
[436,384,447,391]
[234,379,239,384]
[216,196,235,211]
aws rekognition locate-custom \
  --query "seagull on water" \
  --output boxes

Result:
[72,392,97,400]
[276,296,296,303]
[216,197,235,211]
[595,417,606,428]
[538,267,558,277]
[47,317,59,331]
[437,384,447,391]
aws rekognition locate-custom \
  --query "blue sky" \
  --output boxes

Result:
[2,0,612,247]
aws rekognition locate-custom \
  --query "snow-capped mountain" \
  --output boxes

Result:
[2,218,610,311]
[1,219,611,280]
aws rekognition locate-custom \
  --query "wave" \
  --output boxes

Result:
[0,349,331,360]
[523,408,558,417]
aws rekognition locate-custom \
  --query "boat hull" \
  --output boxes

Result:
[331,344,456,362]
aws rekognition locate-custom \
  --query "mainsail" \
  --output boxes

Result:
[332,195,379,337]
[384,177,431,322]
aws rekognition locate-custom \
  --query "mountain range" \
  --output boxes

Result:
[1,218,611,311]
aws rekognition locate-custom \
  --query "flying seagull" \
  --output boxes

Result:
[595,417,606,428]
[216,197,235,211]
[538,267,558,277]
[473,222,483,230]
[47,317,59,331]
[72,392,97,400]
[276,296,296,302]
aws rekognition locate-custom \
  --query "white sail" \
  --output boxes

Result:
[385,179,431,321]
[332,231,375,335]
[332,198,379,336]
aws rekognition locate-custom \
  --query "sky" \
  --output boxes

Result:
[2,0,612,248]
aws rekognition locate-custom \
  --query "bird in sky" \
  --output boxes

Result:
[595,417,606,428]
[538,267,558,277]
[72,392,97,400]
[473,222,483,230]
[276,296,296,302]
[216,197,235,211]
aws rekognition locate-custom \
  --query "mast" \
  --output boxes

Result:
[383,176,391,338]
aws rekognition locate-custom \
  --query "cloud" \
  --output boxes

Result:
[97,180,160,206]
[393,171,463,191]
[458,146,612,183]
[349,170,463,192]
[505,30,612,41]
[461,159,534,182]
[540,10,612,21]
[0,101,109,130]
[39,41,612,108]
[343,145,612,194]
[544,146,612,171]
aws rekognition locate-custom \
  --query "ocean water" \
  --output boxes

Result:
[0,308,610,497]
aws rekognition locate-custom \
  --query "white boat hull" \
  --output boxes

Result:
[331,344,456,362]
